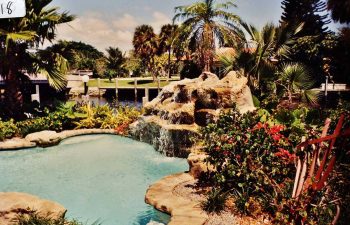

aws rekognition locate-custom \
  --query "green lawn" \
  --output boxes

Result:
[88,77,179,88]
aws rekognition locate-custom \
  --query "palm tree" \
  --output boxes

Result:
[0,0,75,119]
[220,22,303,91]
[158,24,178,79]
[132,25,158,80]
[278,63,319,105]
[173,0,243,72]
[105,47,126,80]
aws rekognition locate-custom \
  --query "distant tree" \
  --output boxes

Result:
[0,0,75,119]
[280,0,331,36]
[158,24,178,78]
[50,40,104,70]
[132,25,158,80]
[280,0,333,84]
[327,0,350,24]
[173,0,243,72]
[105,47,126,80]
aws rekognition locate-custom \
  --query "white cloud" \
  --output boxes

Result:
[112,14,138,30]
[55,10,171,52]
[150,11,172,32]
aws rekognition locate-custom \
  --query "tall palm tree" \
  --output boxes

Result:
[220,22,303,90]
[158,24,178,78]
[278,63,319,105]
[173,0,243,72]
[0,0,75,119]
[132,25,158,80]
[105,47,126,80]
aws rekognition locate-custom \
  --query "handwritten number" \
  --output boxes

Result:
[7,1,13,14]
[0,1,14,15]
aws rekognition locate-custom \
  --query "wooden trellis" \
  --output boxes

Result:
[292,114,350,224]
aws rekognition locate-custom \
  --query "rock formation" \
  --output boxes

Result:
[0,192,66,225]
[131,71,255,157]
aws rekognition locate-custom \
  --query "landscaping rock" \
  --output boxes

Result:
[0,192,66,225]
[132,71,255,157]
[188,153,212,179]
[25,131,62,147]
[145,173,208,225]
[0,138,36,151]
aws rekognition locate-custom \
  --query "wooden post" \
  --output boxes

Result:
[115,78,119,101]
[157,78,161,94]
[134,78,138,102]
[145,87,149,103]
[97,78,101,98]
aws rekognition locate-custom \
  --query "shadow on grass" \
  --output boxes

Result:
[127,80,156,85]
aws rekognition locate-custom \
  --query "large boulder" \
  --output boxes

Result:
[25,131,62,147]
[144,71,255,126]
[0,192,66,225]
[131,71,255,157]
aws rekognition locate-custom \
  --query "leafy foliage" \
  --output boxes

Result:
[173,0,243,71]
[17,212,100,225]
[201,108,296,216]
[201,188,229,213]
[0,119,18,141]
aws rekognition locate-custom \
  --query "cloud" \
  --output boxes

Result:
[112,14,138,30]
[150,11,172,32]
[55,10,171,52]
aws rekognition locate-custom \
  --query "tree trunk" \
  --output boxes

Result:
[4,59,24,119]
[167,47,171,79]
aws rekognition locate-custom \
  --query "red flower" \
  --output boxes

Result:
[272,134,282,141]
[269,125,284,134]
[275,148,296,162]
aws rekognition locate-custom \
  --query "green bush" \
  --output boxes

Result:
[200,104,350,223]
[201,188,229,213]
[17,212,101,225]
[201,108,296,216]
[0,119,18,141]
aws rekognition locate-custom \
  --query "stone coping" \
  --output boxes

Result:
[0,129,116,151]
[145,172,209,225]
[0,192,66,225]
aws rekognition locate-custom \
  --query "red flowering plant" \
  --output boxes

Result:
[201,108,296,217]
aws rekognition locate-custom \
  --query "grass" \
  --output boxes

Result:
[88,77,180,88]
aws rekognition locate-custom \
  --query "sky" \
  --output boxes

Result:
[51,0,336,52]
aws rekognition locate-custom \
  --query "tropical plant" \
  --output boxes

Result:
[132,25,158,79]
[201,108,296,216]
[173,0,243,71]
[158,24,179,78]
[201,188,229,213]
[280,0,330,37]
[220,22,303,93]
[277,63,319,105]
[0,119,18,141]
[0,0,75,119]
[17,212,101,225]
[104,47,127,80]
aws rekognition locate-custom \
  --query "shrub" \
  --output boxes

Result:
[201,188,229,213]
[0,119,18,141]
[16,117,50,137]
[201,108,296,216]
[17,212,101,225]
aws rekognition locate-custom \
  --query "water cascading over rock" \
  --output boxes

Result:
[130,71,255,157]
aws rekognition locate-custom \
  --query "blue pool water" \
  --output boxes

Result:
[0,135,188,225]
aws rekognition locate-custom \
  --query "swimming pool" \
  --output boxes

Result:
[0,135,188,225]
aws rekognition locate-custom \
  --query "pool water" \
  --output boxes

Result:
[0,135,188,225]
